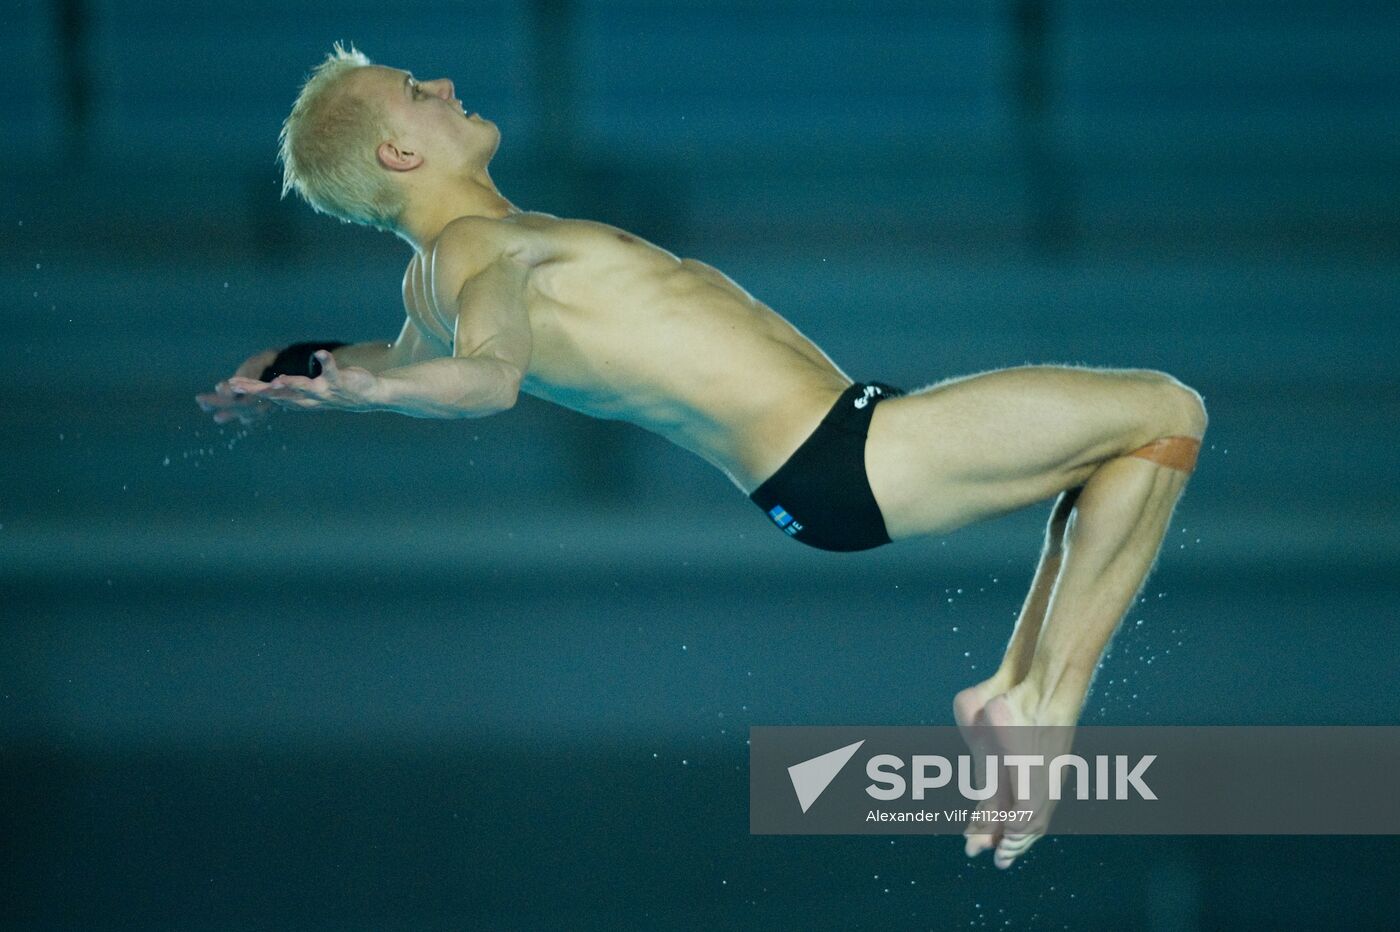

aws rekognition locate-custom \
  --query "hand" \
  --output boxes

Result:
[223,351,380,413]
[196,347,280,425]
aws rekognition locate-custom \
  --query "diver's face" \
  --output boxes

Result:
[361,65,499,169]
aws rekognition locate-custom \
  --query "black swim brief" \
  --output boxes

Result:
[749,381,904,552]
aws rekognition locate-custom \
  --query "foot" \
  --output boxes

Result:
[979,687,1077,870]
[953,679,1015,857]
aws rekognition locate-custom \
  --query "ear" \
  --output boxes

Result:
[377,140,423,172]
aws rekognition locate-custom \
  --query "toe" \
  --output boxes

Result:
[964,832,993,857]
[993,832,1038,869]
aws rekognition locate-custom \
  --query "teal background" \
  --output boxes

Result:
[3,1,1397,928]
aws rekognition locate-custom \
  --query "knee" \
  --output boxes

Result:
[1137,370,1208,439]
[1167,379,1208,439]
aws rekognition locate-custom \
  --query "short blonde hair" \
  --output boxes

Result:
[278,42,405,231]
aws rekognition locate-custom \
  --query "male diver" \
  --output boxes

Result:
[197,46,1207,869]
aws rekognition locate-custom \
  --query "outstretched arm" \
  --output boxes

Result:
[370,255,531,418]
[223,256,531,420]
[195,317,435,424]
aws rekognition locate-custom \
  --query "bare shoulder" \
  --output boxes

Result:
[432,216,512,275]
[418,218,500,312]
[437,214,568,268]
[429,212,680,303]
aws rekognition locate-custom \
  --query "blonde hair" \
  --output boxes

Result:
[277,42,405,231]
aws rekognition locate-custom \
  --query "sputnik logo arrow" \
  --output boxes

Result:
[787,740,865,813]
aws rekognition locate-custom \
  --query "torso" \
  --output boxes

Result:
[402,212,853,492]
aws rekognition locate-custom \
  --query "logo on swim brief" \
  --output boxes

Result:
[767,505,804,536]
[852,385,884,409]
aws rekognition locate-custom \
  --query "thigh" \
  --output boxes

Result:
[865,365,1186,539]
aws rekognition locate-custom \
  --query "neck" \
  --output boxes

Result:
[394,168,520,252]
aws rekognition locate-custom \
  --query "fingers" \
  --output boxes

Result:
[227,375,310,396]
[195,381,242,406]
[196,386,263,412]
[226,376,277,395]
[964,821,1001,858]
[196,386,273,424]
[209,359,363,419]
[199,375,318,420]
[226,374,332,410]
[197,359,330,425]
[195,396,267,424]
